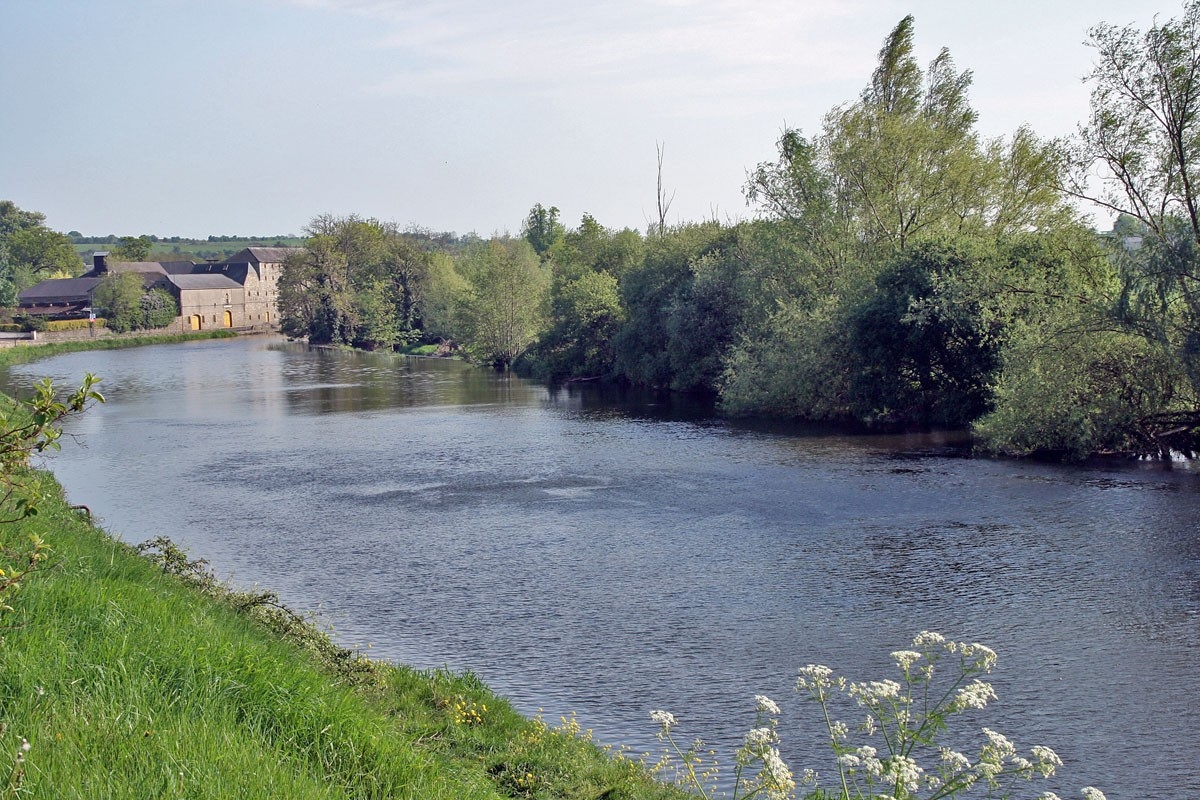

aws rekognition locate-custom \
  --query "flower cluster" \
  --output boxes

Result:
[650,632,1104,800]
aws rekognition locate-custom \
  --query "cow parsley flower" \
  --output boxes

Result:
[952,679,997,710]
[1081,787,1107,800]
[913,631,946,648]
[649,710,676,733]
[1031,745,1063,777]
[891,649,923,670]
[754,694,781,715]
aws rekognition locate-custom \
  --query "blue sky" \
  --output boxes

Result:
[0,0,1164,238]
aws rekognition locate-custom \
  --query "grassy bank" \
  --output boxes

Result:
[0,472,681,799]
[0,331,239,370]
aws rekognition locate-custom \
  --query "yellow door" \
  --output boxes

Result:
[190,315,202,330]
[223,310,233,328]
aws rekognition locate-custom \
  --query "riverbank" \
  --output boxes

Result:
[0,330,240,370]
[0,469,682,799]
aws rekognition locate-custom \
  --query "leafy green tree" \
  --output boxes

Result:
[0,200,83,298]
[112,235,153,261]
[91,272,146,333]
[456,238,550,368]
[843,242,1002,427]
[526,269,624,381]
[140,287,179,329]
[522,203,565,257]
[1037,1,1200,456]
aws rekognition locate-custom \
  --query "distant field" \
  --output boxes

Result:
[71,237,306,263]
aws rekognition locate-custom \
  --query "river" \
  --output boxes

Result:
[3,335,1197,798]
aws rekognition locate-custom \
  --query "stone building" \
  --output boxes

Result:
[16,247,299,332]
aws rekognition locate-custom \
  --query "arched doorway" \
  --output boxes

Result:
[223,310,233,328]
[189,315,202,330]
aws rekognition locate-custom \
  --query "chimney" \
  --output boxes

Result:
[93,251,109,273]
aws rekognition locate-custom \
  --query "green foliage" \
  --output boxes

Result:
[525,269,624,381]
[522,203,565,256]
[0,375,103,523]
[110,235,153,261]
[139,288,179,330]
[455,238,550,369]
[0,201,82,298]
[91,272,147,333]
[279,215,432,350]
[843,243,1001,428]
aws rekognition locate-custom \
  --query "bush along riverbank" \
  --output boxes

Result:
[0,470,683,799]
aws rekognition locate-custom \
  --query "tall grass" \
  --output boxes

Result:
[0,473,682,799]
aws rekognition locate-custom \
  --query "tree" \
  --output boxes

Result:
[521,204,564,256]
[0,200,83,298]
[457,238,550,369]
[112,235,153,261]
[91,272,146,333]
[278,215,433,349]
[1053,2,1200,455]
[1071,1,1200,243]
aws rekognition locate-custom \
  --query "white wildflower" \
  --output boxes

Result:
[1081,787,1107,800]
[850,679,902,705]
[952,679,997,710]
[913,631,946,648]
[891,649,923,670]
[862,713,878,735]
[959,642,998,671]
[1038,793,1063,800]
[1031,745,1062,777]
[754,694,781,715]
[743,727,777,750]
[829,720,849,740]
[940,748,971,772]
[796,664,835,692]
[798,768,818,786]
[649,710,676,732]
[981,727,1016,759]
[761,747,796,798]
[881,755,923,794]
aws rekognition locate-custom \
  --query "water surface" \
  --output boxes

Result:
[4,336,1197,798]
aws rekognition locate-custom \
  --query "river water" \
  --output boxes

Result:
[3,336,1197,798]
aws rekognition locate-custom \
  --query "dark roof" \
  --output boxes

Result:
[220,247,300,265]
[168,274,243,291]
[159,260,199,274]
[18,277,102,304]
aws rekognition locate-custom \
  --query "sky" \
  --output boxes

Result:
[0,0,1168,239]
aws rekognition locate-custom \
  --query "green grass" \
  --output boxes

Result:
[0,331,238,370]
[0,472,682,799]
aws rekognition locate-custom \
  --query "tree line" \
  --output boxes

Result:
[8,5,1200,460]
[276,6,1200,459]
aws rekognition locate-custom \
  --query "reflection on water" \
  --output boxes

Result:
[2,336,1198,800]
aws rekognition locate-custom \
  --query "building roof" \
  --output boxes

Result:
[18,277,102,304]
[159,260,199,274]
[168,274,244,291]
[222,247,300,265]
